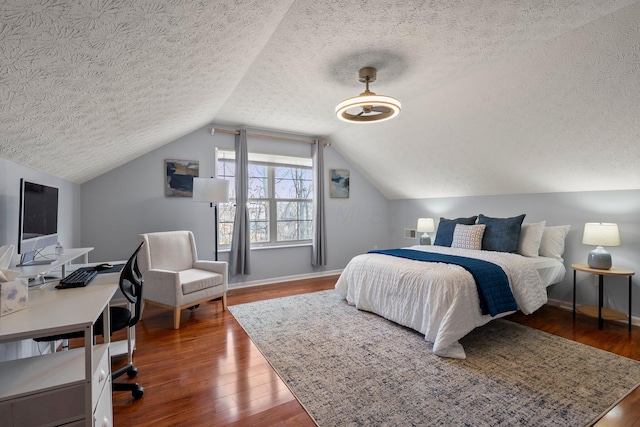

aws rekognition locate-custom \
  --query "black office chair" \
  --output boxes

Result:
[34,242,146,400]
[108,241,145,400]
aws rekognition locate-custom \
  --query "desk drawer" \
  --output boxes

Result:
[93,378,112,427]
[0,383,84,426]
[92,345,110,408]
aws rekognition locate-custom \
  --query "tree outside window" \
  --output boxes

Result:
[217,151,313,247]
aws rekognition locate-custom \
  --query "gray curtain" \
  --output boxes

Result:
[230,129,251,275]
[312,139,327,266]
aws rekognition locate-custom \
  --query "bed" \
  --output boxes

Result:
[335,216,569,359]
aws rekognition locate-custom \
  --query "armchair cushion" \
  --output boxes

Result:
[180,269,224,295]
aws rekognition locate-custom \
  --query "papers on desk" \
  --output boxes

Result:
[1,269,28,316]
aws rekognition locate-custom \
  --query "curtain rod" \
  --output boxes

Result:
[211,127,329,146]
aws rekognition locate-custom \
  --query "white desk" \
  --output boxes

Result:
[20,250,136,361]
[0,273,117,426]
[17,247,94,280]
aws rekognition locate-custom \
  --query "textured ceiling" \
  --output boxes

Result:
[1,0,639,199]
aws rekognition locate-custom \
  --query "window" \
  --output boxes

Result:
[217,150,313,247]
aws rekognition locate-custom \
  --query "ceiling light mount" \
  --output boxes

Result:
[336,67,401,123]
[358,66,377,84]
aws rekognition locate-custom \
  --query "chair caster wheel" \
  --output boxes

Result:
[127,367,138,379]
[132,386,144,400]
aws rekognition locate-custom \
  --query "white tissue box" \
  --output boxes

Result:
[0,278,28,316]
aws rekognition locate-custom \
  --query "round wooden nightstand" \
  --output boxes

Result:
[572,263,635,330]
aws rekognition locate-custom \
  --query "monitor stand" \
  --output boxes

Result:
[16,250,54,267]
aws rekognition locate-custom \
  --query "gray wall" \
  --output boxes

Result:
[389,190,640,317]
[80,125,390,286]
[3,131,638,351]
[0,158,82,269]
[0,157,81,361]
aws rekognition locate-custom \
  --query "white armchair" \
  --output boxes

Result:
[138,231,227,329]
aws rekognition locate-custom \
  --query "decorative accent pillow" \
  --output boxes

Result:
[433,216,478,247]
[539,225,571,260]
[517,221,546,257]
[451,224,486,250]
[477,214,526,253]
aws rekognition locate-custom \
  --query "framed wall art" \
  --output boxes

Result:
[329,168,350,198]
[165,159,199,197]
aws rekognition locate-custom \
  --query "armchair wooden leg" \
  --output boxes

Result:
[222,293,227,310]
[173,309,181,329]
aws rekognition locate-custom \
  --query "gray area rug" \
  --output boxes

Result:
[229,290,640,426]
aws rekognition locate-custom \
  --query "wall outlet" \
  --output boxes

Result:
[404,228,416,239]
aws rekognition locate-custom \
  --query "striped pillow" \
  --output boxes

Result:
[451,224,486,250]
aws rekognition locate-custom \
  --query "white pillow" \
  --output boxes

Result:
[539,225,571,260]
[451,224,486,250]
[517,221,546,257]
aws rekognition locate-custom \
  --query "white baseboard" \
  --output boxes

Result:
[545,298,573,311]
[228,269,343,290]
[546,297,639,327]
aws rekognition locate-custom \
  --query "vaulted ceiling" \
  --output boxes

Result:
[2,0,639,199]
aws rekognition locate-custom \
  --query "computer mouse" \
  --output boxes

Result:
[95,263,113,271]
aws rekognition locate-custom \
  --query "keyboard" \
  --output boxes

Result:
[56,268,98,289]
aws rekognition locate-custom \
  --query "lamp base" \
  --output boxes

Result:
[587,246,612,270]
[419,233,431,246]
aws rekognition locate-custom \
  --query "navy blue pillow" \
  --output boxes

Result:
[477,214,526,253]
[433,216,478,247]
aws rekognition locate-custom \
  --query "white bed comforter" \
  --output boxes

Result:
[335,245,547,359]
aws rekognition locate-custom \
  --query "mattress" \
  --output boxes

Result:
[528,256,566,287]
[336,245,565,359]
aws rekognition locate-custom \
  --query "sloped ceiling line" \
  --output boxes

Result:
[1,0,639,199]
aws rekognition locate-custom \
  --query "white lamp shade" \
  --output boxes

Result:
[417,218,435,233]
[582,223,620,247]
[192,178,230,203]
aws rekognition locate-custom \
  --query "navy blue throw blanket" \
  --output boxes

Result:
[368,249,517,317]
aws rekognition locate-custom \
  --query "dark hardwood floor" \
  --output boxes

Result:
[110,275,640,426]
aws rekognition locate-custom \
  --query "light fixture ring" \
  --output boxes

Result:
[336,95,401,123]
[335,67,401,123]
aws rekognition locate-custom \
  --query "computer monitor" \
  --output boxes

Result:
[17,179,59,266]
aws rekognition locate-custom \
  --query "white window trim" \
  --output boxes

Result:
[217,149,313,249]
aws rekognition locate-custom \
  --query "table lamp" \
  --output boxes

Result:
[193,178,230,261]
[582,222,620,270]
[417,218,435,245]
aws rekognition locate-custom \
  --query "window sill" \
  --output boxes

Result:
[218,242,312,252]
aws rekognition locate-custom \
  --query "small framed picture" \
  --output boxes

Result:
[165,159,199,197]
[329,169,350,198]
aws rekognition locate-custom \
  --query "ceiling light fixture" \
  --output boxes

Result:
[335,67,401,123]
